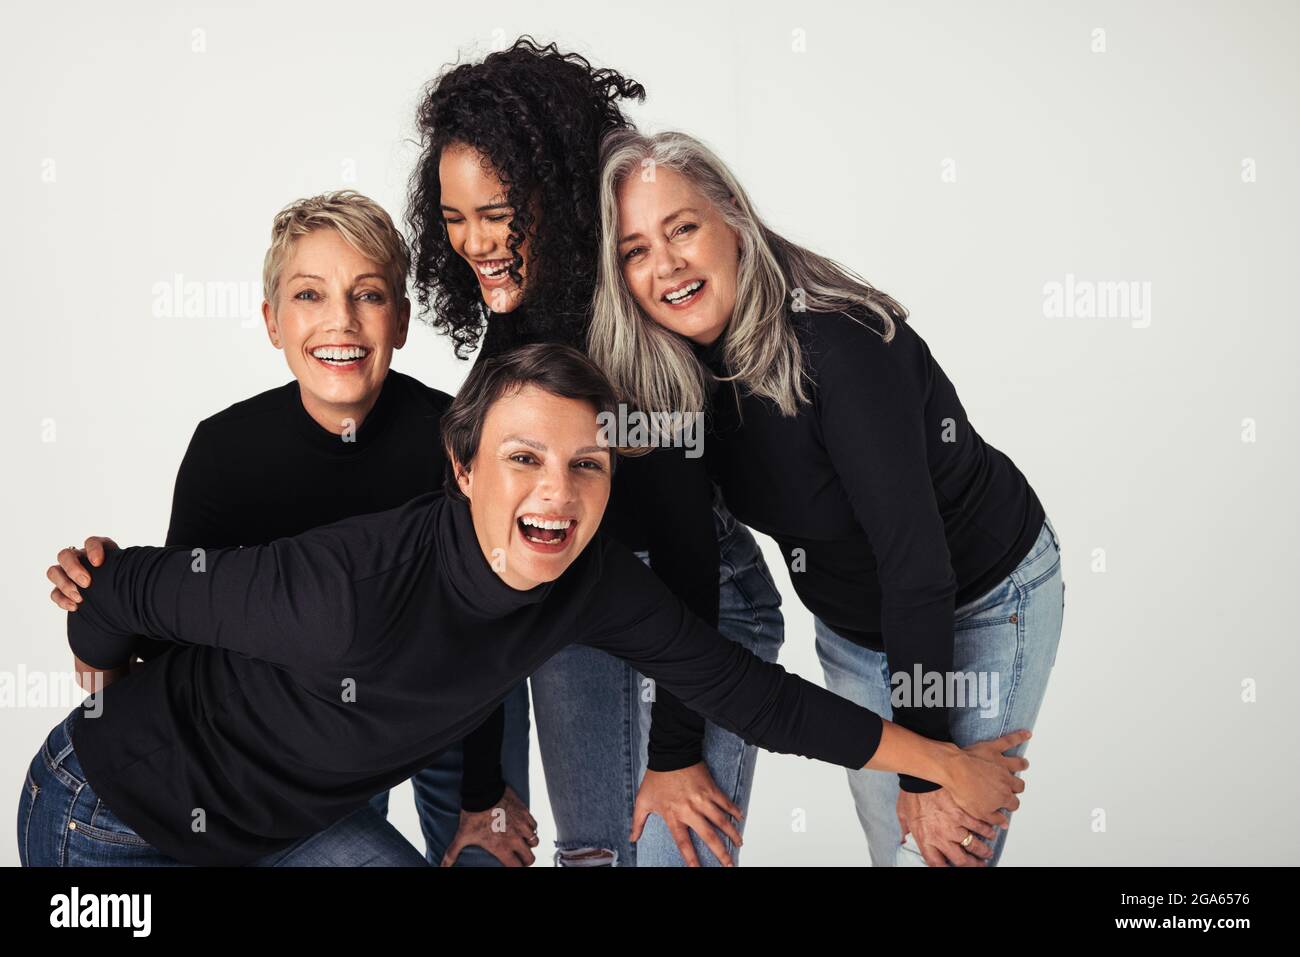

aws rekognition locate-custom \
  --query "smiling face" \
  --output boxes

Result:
[615,166,740,347]
[439,142,533,315]
[453,384,612,591]
[262,227,410,433]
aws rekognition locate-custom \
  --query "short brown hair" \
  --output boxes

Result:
[262,190,410,308]
[442,342,645,501]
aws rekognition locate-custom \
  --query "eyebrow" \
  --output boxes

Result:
[500,435,610,456]
[441,202,514,214]
[286,273,388,284]
[618,207,700,245]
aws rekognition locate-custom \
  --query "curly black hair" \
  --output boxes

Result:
[407,36,646,359]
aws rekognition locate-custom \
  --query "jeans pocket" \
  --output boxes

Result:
[954,575,1018,627]
[76,796,151,848]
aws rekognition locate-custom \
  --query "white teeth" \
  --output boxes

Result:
[520,516,573,530]
[477,261,510,278]
[664,280,703,303]
[312,346,368,361]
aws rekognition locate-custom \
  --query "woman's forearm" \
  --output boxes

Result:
[865,720,960,787]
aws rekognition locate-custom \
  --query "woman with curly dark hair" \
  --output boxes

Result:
[407,36,636,358]
[406,36,786,867]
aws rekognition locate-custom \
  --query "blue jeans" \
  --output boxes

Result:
[814,516,1065,867]
[18,707,427,866]
[367,679,530,866]
[530,492,785,866]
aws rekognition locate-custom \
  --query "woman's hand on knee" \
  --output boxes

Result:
[631,763,743,867]
[945,729,1031,827]
[441,785,538,867]
[897,789,997,867]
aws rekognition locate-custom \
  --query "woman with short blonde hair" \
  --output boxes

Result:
[43,190,534,866]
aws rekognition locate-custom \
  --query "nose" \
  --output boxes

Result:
[651,241,685,281]
[534,460,576,508]
[463,219,497,259]
[321,288,361,335]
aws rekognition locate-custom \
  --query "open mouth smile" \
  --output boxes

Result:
[517,514,576,553]
[476,259,516,286]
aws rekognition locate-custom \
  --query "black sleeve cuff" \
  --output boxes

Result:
[899,773,944,793]
[647,687,707,773]
[459,780,507,814]
[459,703,508,812]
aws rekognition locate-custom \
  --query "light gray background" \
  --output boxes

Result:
[2,0,1296,866]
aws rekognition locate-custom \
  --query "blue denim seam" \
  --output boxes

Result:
[55,779,83,868]
[1020,522,1057,566]
[42,718,83,792]
[21,767,39,866]
[1043,515,1061,549]
[719,547,781,643]
[1000,578,1027,738]
[621,649,639,867]
[1012,550,1061,593]
[728,529,784,612]
[717,743,749,859]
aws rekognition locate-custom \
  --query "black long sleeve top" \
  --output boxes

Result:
[692,308,1044,792]
[128,368,508,811]
[67,491,882,865]
[476,309,720,771]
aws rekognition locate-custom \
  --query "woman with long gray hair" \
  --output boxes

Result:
[590,128,1064,867]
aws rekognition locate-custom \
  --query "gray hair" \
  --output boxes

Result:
[588,129,907,418]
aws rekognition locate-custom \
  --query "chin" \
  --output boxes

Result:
[513,548,576,585]
[483,295,524,314]
[314,383,370,405]
[658,313,709,340]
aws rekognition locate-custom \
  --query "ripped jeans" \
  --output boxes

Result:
[530,493,784,866]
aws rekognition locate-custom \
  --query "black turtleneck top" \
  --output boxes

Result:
[692,308,1044,792]
[68,491,883,865]
[476,309,721,771]
[128,369,508,811]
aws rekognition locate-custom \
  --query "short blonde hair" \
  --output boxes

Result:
[262,190,410,309]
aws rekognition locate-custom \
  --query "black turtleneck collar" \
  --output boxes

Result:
[437,492,556,617]
[482,301,588,357]
[687,333,731,386]
[290,370,399,457]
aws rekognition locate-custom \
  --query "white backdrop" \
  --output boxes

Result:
[2,0,1296,865]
